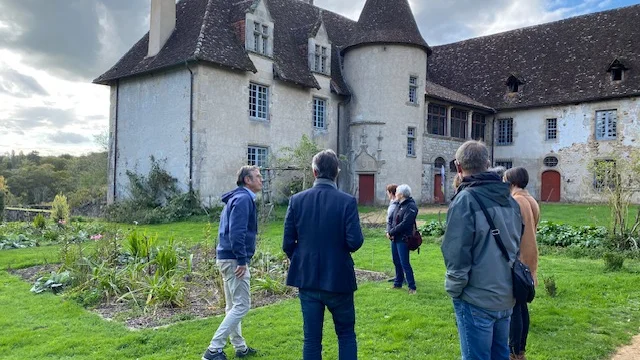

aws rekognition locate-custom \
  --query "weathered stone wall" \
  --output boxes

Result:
[192,55,342,205]
[421,134,465,203]
[493,97,640,203]
[114,68,191,201]
[3,208,51,223]
[343,44,428,205]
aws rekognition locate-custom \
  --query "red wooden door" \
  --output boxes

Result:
[541,171,561,202]
[434,174,444,203]
[358,174,375,205]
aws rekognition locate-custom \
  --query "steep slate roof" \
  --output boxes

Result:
[425,81,494,112]
[428,4,640,110]
[94,0,256,84]
[94,0,355,94]
[343,0,431,55]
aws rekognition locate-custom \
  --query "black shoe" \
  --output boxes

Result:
[203,349,228,360]
[236,347,257,358]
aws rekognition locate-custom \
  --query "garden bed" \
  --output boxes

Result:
[11,253,386,330]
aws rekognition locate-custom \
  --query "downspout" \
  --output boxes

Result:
[113,80,119,201]
[185,61,194,192]
[490,115,496,165]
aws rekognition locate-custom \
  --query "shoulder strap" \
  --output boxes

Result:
[466,190,511,263]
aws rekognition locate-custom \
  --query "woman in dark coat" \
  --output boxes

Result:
[386,184,419,294]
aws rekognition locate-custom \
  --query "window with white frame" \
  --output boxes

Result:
[451,108,468,139]
[546,118,557,140]
[408,76,418,104]
[494,160,513,169]
[313,97,326,129]
[407,127,416,157]
[248,146,269,168]
[497,118,513,145]
[313,45,329,74]
[249,21,270,56]
[595,110,617,140]
[249,83,269,120]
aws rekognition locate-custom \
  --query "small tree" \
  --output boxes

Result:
[274,135,322,192]
[51,193,70,224]
[590,151,640,251]
[0,176,7,222]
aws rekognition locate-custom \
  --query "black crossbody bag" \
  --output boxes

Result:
[467,191,536,303]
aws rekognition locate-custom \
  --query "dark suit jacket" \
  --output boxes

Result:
[283,182,364,293]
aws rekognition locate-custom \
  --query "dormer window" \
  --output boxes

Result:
[250,21,271,56]
[506,74,524,93]
[308,22,331,75]
[607,59,627,82]
[314,45,328,73]
[245,1,273,58]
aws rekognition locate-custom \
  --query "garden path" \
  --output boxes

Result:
[611,334,640,360]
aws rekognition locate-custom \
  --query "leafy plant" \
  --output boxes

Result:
[603,252,625,271]
[543,275,557,298]
[31,271,72,294]
[536,221,607,248]
[33,213,46,229]
[419,220,447,237]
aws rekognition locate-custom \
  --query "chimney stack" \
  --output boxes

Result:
[148,0,176,57]
[300,0,314,4]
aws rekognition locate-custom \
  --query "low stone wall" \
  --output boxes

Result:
[4,207,51,222]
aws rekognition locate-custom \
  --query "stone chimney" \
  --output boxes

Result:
[148,0,176,57]
[300,0,314,4]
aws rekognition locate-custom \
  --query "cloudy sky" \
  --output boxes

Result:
[0,0,637,155]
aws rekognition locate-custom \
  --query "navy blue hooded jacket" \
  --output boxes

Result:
[216,187,257,266]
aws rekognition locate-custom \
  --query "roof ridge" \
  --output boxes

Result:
[193,0,215,59]
[434,3,640,48]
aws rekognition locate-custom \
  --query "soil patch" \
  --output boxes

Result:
[11,262,387,330]
[611,334,640,360]
[360,206,448,227]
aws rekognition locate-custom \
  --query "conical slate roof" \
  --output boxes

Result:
[343,0,430,54]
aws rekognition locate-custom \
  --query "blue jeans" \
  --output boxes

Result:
[391,240,416,290]
[299,289,357,360]
[453,298,512,360]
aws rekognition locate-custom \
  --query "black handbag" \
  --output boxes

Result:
[467,191,536,303]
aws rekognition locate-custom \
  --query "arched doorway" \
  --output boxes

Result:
[434,157,445,203]
[541,171,561,202]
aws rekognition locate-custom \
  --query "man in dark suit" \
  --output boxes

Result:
[283,149,364,360]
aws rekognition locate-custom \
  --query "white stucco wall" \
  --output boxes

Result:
[493,97,640,202]
[192,57,342,206]
[343,44,428,204]
[114,68,191,200]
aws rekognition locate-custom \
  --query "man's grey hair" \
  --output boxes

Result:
[489,166,507,179]
[236,165,260,186]
[312,149,340,180]
[396,184,412,198]
[455,141,490,175]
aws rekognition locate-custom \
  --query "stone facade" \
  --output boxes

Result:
[493,97,640,203]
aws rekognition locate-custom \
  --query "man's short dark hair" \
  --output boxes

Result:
[236,165,260,186]
[312,150,339,180]
[504,167,530,189]
[455,141,489,175]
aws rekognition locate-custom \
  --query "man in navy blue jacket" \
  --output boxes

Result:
[203,166,261,360]
[283,150,364,360]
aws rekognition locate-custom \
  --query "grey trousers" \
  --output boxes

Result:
[208,259,251,351]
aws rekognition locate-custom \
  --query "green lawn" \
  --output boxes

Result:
[1,205,640,359]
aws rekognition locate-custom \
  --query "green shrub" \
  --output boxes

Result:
[104,158,203,224]
[536,221,607,248]
[33,213,46,229]
[603,252,625,271]
[51,194,70,224]
[543,275,557,297]
[31,271,72,294]
[419,220,446,237]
